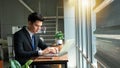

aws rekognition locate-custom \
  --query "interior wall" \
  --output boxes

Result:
[0,0,2,38]
[0,0,30,39]
[0,0,63,39]
[40,0,57,16]
[23,0,39,12]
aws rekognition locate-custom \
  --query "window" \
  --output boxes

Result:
[75,0,97,68]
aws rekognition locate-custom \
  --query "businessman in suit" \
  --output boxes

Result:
[13,12,57,68]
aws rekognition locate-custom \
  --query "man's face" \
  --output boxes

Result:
[28,20,43,33]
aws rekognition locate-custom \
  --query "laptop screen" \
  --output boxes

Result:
[58,39,75,56]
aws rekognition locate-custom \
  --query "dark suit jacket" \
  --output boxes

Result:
[13,26,48,65]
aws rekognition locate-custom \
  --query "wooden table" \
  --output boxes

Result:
[31,54,68,68]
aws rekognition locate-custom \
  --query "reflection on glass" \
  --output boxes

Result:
[40,26,46,34]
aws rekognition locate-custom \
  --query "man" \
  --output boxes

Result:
[13,12,57,67]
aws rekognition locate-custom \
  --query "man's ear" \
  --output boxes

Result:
[28,21,30,24]
[28,21,32,25]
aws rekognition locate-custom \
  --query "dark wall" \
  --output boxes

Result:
[40,0,57,16]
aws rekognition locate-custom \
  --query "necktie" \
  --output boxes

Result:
[32,35,35,50]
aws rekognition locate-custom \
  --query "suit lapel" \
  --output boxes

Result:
[22,27,33,49]
[34,35,37,49]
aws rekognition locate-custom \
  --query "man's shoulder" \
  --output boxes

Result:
[14,27,26,36]
[14,29,23,34]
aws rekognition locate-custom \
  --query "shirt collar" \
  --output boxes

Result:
[25,27,34,39]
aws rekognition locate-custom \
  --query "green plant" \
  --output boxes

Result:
[10,60,21,68]
[54,31,64,40]
[22,60,33,68]
[10,60,33,68]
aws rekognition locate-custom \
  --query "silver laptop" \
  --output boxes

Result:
[44,39,75,57]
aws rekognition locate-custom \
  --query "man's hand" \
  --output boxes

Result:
[42,47,58,55]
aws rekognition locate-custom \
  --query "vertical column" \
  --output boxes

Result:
[64,0,76,68]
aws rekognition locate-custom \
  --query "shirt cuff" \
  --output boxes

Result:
[38,50,43,55]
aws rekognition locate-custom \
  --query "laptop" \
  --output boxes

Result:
[44,39,75,57]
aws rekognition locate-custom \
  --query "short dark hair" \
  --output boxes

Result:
[28,12,44,23]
